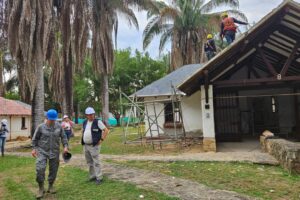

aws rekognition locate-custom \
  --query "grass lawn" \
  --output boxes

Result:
[0,156,178,200]
[109,160,300,200]
[69,127,181,155]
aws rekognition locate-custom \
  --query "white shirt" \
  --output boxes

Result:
[83,120,106,144]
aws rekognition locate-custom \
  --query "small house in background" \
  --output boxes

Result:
[0,97,31,140]
[131,64,204,139]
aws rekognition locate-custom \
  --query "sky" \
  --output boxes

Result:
[117,0,300,59]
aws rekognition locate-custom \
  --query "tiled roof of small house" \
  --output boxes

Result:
[0,97,31,116]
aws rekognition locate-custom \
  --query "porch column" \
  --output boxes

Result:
[201,85,216,152]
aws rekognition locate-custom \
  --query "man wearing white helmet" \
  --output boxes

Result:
[0,119,9,157]
[82,107,109,185]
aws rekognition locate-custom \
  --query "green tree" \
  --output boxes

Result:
[143,0,247,71]
[110,48,167,113]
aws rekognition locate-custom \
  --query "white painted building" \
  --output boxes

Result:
[0,97,31,140]
[131,64,204,139]
[132,0,300,152]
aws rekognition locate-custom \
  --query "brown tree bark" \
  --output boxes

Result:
[0,51,4,97]
[102,74,109,126]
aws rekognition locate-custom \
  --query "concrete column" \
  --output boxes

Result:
[200,85,216,152]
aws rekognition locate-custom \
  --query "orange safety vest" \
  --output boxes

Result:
[223,17,237,32]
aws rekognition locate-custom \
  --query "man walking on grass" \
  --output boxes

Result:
[32,109,69,199]
[82,107,109,185]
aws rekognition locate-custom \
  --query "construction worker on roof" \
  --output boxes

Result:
[220,12,248,45]
[204,34,217,61]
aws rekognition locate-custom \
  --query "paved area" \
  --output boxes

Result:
[217,139,261,152]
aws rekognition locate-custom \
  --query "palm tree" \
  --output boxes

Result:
[48,1,89,118]
[143,0,247,71]
[7,0,54,135]
[0,0,7,97]
[88,0,156,124]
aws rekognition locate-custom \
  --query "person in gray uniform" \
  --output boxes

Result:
[32,109,69,199]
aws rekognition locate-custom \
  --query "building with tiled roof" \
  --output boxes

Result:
[0,97,31,140]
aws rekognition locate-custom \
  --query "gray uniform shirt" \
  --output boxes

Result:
[32,122,68,159]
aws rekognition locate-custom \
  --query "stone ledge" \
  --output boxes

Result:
[260,135,300,174]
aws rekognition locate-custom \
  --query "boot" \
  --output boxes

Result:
[47,182,56,194]
[36,182,45,199]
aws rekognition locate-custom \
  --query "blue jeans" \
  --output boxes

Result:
[206,51,215,61]
[0,136,6,156]
[64,130,72,141]
[224,30,236,45]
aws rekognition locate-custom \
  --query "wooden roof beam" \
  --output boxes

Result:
[257,46,278,76]
[281,41,300,76]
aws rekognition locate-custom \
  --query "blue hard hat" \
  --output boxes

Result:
[47,109,58,120]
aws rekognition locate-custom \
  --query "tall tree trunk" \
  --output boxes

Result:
[171,32,183,71]
[63,44,73,117]
[17,66,31,103]
[31,45,45,137]
[102,74,109,126]
[0,51,4,97]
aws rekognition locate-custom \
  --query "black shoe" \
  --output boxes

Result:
[95,179,103,185]
[88,177,97,182]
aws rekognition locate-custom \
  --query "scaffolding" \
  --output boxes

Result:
[119,85,186,150]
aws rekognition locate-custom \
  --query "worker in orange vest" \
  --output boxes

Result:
[220,12,248,45]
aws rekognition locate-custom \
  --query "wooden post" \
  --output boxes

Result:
[294,88,300,138]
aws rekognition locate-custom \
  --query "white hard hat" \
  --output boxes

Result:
[85,107,95,115]
[63,115,69,119]
[1,119,8,125]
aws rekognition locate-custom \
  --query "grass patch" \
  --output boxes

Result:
[69,127,160,155]
[14,127,183,155]
[0,156,178,200]
[3,179,34,200]
[109,160,300,200]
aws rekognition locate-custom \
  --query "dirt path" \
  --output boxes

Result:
[8,149,279,166]
[8,152,258,200]
[101,152,279,165]
[69,155,256,200]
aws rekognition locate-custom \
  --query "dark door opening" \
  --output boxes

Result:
[252,97,279,134]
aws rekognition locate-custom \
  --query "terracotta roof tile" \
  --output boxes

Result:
[0,97,31,116]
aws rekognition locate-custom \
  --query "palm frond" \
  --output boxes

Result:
[159,28,172,53]
[201,0,239,13]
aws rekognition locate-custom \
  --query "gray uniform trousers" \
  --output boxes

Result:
[84,144,103,180]
[36,152,60,184]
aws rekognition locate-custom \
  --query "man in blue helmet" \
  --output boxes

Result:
[82,107,109,185]
[32,109,69,199]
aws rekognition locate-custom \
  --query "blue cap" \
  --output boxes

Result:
[47,109,58,120]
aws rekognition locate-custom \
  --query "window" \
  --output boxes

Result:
[21,117,27,129]
[164,102,182,128]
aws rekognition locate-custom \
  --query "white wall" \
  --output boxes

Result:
[181,90,203,135]
[0,116,31,140]
[200,85,216,139]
